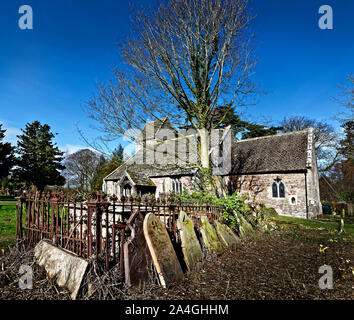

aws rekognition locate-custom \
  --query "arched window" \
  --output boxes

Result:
[179,182,183,194]
[279,182,285,198]
[272,182,278,198]
[172,180,175,193]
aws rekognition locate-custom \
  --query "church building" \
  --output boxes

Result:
[103,118,322,219]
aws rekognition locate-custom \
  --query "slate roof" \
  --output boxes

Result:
[230,129,309,174]
[105,127,311,183]
[105,161,197,185]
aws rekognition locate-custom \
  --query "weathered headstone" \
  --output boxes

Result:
[215,221,240,249]
[34,240,88,300]
[143,213,183,287]
[124,210,153,286]
[176,211,202,271]
[200,216,223,253]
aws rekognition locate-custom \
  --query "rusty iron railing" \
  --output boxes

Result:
[16,189,223,275]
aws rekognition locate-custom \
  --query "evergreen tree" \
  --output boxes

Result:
[0,124,15,179]
[92,155,108,189]
[112,145,124,163]
[199,106,281,139]
[339,121,353,165]
[102,144,124,179]
[14,121,65,190]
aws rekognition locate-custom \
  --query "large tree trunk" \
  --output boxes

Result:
[199,128,210,169]
[198,128,213,193]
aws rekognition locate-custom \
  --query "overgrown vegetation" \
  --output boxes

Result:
[178,190,272,238]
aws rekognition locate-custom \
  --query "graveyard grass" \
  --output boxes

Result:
[273,215,354,243]
[0,205,16,250]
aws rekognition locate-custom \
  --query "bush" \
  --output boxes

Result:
[177,190,258,237]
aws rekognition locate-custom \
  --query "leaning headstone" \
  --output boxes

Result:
[176,211,202,271]
[124,210,153,286]
[34,240,88,300]
[143,213,183,288]
[200,216,223,253]
[215,221,240,249]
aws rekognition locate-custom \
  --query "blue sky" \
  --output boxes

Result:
[0,0,353,155]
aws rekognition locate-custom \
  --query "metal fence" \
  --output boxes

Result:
[16,189,223,274]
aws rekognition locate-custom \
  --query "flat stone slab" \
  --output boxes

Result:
[215,221,240,249]
[176,211,202,271]
[34,240,88,300]
[124,210,153,286]
[143,213,183,287]
[200,216,223,253]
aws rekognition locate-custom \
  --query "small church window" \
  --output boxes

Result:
[123,185,131,197]
[279,182,285,198]
[172,181,175,193]
[227,181,232,196]
[272,182,278,198]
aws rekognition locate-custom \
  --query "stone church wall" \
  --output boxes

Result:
[224,173,309,218]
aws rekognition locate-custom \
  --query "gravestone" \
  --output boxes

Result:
[124,210,153,286]
[200,216,223,253]
[176,211,202,271]
[143,213,183,287]
[215,221,240,250]
[34,240,88,300]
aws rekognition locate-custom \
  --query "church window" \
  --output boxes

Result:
[279,182,285,198]
[272,182,278,198]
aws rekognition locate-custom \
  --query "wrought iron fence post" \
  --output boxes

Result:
[95,204,102,263]
[86,201,94,258]
[16,191,26,240]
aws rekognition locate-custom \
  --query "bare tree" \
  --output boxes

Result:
[64,149,102,193]
[85,0,257,190]
[335,74,354,123]
[279,116,339,172]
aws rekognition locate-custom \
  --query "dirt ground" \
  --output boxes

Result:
[0,226,353,300]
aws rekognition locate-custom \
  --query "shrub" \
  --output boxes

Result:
[177,190,257,237]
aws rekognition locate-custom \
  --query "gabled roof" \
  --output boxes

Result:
[105,159,197,183]
[230,129,310,174]
[118,170,156,187]
[104,121,312,182]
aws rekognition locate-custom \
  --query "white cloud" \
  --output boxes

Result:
[0,120,21,145]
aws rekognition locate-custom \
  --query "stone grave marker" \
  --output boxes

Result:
[34,240,88,300]
[200,216,223,253]
[143,213,183,287]
[215,221,240,250]
[124,209,153,287]
[176,211,202,271]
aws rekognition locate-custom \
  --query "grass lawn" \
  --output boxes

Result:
[0,206,17,250]
[0,201,17,207]
[272,214,354,245]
